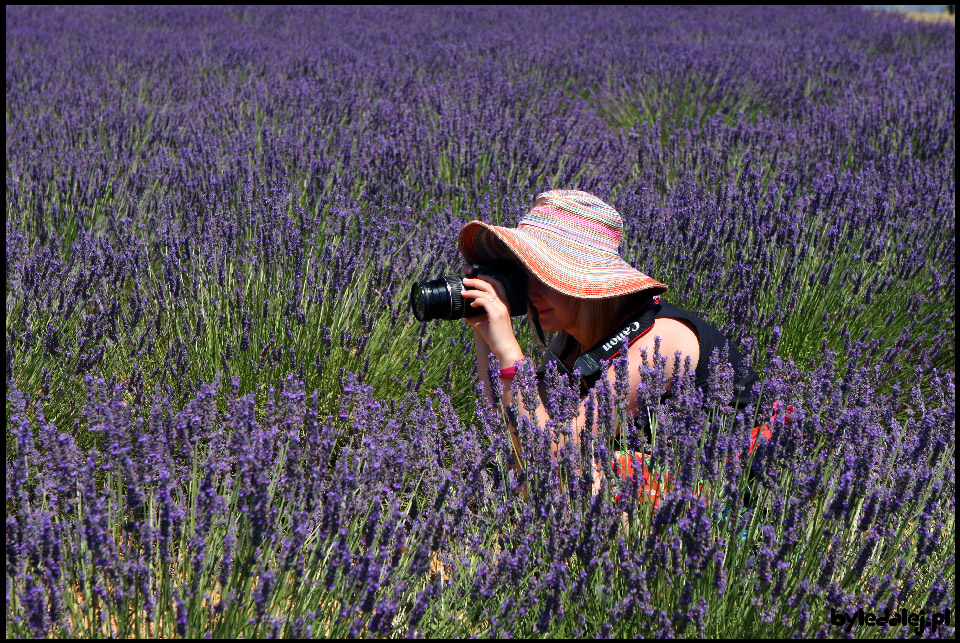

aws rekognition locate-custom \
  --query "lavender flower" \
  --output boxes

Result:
[4,4,955,638]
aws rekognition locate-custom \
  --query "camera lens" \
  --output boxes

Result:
[409,276,470,321]
[410,284,428,321]
[411,261,528,323]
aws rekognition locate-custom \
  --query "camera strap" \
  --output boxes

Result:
[535,296,661,395]
[527,296,549,347]
[575,295,660,393]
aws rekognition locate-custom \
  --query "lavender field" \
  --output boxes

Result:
[5,5,956,638]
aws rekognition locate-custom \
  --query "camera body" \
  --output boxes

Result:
[410,260,529,322]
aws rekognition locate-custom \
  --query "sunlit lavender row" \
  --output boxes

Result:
[6,5,955,638]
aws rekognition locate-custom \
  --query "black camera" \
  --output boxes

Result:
[410,260,530,322]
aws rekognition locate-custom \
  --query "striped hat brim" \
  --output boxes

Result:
[458,220,668,300]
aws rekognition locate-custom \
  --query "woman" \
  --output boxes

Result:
[457,189,760,493]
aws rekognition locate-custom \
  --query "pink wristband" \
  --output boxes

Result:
[498,357,528,380]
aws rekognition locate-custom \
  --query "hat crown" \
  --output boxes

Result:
[517,189,623,255]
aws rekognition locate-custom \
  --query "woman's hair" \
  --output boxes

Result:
[529,291,652,365]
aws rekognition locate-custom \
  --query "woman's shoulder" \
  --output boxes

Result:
[628,317,701,371]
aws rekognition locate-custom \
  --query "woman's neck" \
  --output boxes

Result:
[568,294,655,358]
[570,333,593,357]
[568,328,600,360]
[567,320,604,357]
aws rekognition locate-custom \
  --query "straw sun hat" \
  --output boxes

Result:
[457,189,668,301]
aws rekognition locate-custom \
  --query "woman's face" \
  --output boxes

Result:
[523,268,579,332]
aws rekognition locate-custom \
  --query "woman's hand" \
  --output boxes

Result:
[460,263,525,366]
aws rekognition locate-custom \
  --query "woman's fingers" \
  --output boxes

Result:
[463,277,507,301]
[461,281,489,295]
[461,289,496,306]
[462,285,503,302]
[462,277,492,289]
[461,280,492,300]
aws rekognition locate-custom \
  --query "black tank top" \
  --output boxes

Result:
[538,299,759,410]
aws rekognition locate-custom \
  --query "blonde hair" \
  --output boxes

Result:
[529,291,653,368]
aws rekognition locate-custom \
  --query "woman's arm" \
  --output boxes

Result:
[460,263,608,468]
[473,328,494,408]
[498,364,567,463]
[471,327,527,470]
